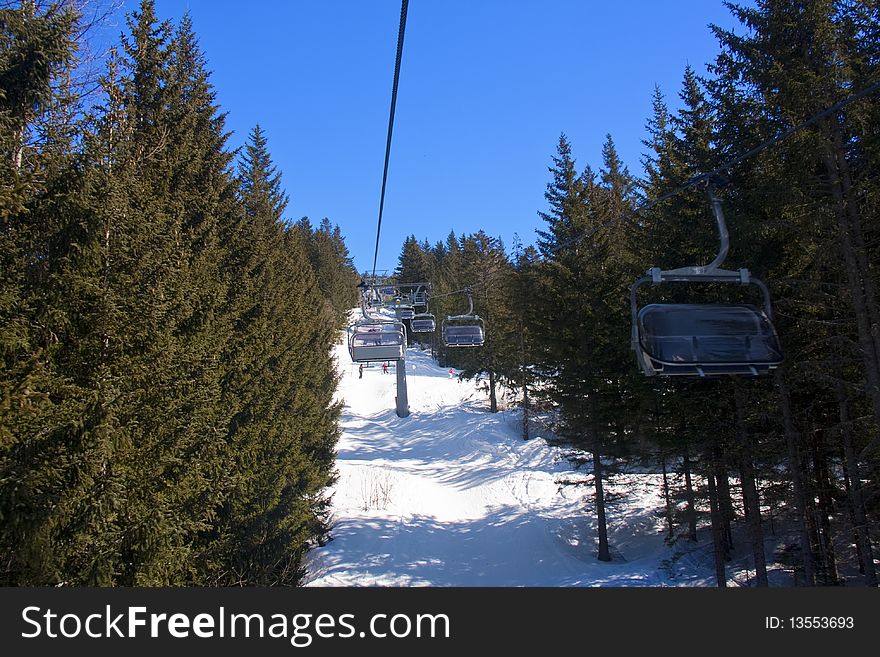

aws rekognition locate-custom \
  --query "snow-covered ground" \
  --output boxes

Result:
[304,327,726,587]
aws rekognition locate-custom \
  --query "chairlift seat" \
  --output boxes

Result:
[411,314,436,333]
[636,303,782,376]
[395,306,415,320]
[348,322,407,362]
[442,319,485,347]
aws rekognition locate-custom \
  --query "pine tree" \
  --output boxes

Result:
[209,124,340,585]
[0,0,103,584]
[297,216,360,325]
[532,135,635,562]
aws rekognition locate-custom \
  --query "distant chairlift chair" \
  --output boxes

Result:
[348,290,407,362]
[394,305,416,320]
[410,286,435,333]
[411,313,436,333]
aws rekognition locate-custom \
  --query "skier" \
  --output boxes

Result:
[359,363,364,379]
[448,368,454,379]
[383,362,389,375]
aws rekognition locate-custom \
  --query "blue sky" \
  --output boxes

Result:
[113,1,751,273]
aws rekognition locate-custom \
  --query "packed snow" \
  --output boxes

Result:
[303,329,780,587]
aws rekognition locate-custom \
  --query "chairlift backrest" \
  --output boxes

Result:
[636,303,782,376]
[411,314,436,333]
[442,315,484,347]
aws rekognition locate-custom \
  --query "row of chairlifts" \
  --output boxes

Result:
[392,284,431,328]
[630,177,783,377]
[350,281,411,418]
[410,286,435,332]
[348,283,407,363]
[348,281,485,356]
[352,177,777,376]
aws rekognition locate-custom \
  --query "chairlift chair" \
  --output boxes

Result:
[442,319,485,346]
[348,321,407,363]
[348,291,407,362]
[394,305,415,320]
[408,285,435,332]
[411,313,436,333]
[630,179,782,377]
[635,301,782,376]
[441,288,485,347]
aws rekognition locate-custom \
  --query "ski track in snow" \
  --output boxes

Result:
[303,332,701,587]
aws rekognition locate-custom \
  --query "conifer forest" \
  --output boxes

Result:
[2,0,880,587]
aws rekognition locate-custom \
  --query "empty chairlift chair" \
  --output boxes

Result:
[636,302,782,376]
[442,319,484,346]
[394,304,415,320]
[410,313,436,333]
[630,178,783,377]
[441,288,485,347]
[410,286,435,333]
[348,321,407,363]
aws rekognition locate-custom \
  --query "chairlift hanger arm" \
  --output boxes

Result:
[660,176,731,275]
[464,287,475,316]
[705,184,729,271]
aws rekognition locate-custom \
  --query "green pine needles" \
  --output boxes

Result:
[0,0,357,586]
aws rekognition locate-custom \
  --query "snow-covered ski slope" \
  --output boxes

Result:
[304,336,718,587]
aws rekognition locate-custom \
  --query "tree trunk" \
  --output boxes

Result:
[591,423,611,562]
[842,448,877,585]
[775,369,815,585]
[734,386,768,586]
[841,455,868,582]
[683,446,698,542]
[822,136,880,430]
[811,430,840,585]
[835,374,877,586]
[661,452,674,542]
[715,452,735,552]
[520,322,529,440]
[488,368,497,413]
[828,122,880,367]
[707,470,727,587]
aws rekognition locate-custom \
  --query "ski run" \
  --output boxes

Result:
[304,334,790,587]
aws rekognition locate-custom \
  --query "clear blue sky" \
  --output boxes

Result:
[112,1,751,274]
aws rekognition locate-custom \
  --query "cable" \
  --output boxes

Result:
[431,285,493,301]
[709,78,880,177]
[371,0,409,280]
[541,78,880,261]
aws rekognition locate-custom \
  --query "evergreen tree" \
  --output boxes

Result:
[297,216,359,324]
[0,0,96,584]
[531,135,637,562]
[208,124,340,585]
